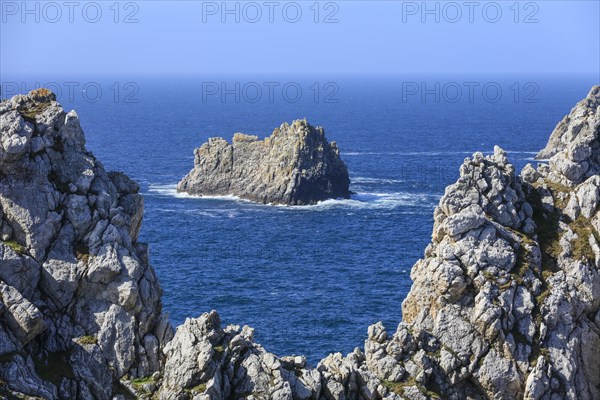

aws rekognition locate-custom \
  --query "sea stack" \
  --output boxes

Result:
[177,119,351,205]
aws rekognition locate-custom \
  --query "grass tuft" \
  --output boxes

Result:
[76,335,98,345]
[382,377,441,399]
[1,240,26,255]
[130,375,155,391]
[213,345,225,361]
[568,216,597,262]
[184,383,207,395]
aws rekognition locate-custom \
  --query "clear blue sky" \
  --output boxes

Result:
[1,1,599,76]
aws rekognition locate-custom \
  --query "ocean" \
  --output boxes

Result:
[2,74,597,365]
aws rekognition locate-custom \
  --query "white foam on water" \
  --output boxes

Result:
[147,184,188,197]
[504,150,539,155]
[352,176,404,184]
[147,184,248,202]
[148,184,439,211]
[152,207,242,218]
[344,151,476,156]
[283,192,439,211]
[523,157,548,162]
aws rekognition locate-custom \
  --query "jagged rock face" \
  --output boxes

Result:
[540,86,600,187]
[370,148,543,399]
[536,85,600,161]
[364,88,600,400]
[177,120,351,205]
[0,89,173,399]
[156,311,399,400]
[2,87,599,400]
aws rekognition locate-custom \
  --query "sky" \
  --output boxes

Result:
[1,0,599,77]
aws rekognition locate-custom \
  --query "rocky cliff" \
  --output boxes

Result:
[1,87,599,400]
[536,86,600,160]
[177,120,351,205]
[0,89,173,399]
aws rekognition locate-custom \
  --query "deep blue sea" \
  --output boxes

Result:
[2,75,598,365]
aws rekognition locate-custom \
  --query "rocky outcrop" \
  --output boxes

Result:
[361,88,600,399]
[536,85,600,160]
[156,310,396,400]
[2,87,599,400]
[0,89,173,399]
[177,120,351,205]
[160,88,600,399]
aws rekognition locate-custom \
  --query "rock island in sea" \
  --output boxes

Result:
[177,119,351,205]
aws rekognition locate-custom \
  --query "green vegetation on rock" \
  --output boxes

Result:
[184,383,207,396]
[382,377,441,399]
[1,240,26,255]
[76,335,98,345]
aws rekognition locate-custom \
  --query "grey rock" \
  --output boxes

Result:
[0,281,45,344]
[541,86,600,186]
[0,89,170,398]
[177,119,351,205]
[442,204,485,236]
[537,85,600,160]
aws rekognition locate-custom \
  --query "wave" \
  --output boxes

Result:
[344,151,475,156]
[147,184,189,198]
[285,192,439,211]
[523,157,549,162]
[505,150,539,155]
[352,176,403,184]
[147,184,438,211]
[344,150,540,157]
[153,207,242,219]
[147,184,248,202]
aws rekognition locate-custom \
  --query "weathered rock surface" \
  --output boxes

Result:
[2,87,600,400]
[177,120,351,205]
[0,89,173,399]
[156,312,397,400]
[536,85,600,160]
